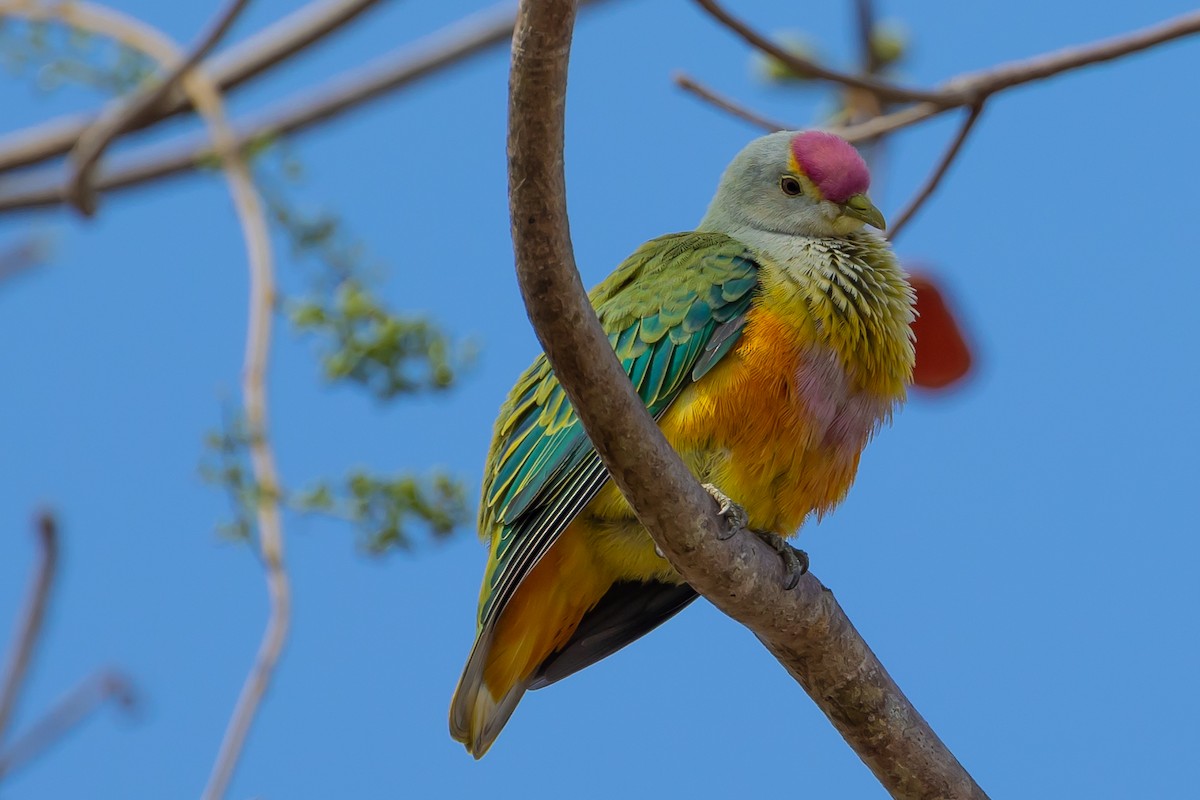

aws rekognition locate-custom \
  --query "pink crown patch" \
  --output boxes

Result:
[789,131,870,204]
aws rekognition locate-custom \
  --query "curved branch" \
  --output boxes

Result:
[65,0,252,215]
[0,3,289,797]
[507,1,987,797]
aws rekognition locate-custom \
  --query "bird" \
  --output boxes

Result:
[450,130,915,758]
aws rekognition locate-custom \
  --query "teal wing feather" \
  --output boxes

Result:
[476,232,761,628]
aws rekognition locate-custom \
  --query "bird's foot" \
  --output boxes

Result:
[751,530,809,590]
[701,483,748,540]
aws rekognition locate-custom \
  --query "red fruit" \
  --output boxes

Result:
[908,271,973,391]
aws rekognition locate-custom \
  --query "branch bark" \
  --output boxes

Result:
[507,1,986,798]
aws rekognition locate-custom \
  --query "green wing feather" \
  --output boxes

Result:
[476,232,761,628]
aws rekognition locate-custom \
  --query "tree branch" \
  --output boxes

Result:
[507,1,986,797]
[673,72,788,131]
[887,103,984,241]
[0,670,136,780]
[0,0,385,174]
[0,0,614,215]
[681,8,1200,145]
[0,511,59,746]
[692,0,943,104]
[65,0,253,216]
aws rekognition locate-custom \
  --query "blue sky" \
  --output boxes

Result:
[2,0,1198,797]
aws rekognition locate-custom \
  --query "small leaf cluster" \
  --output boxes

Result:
[198,413,264,544]
[201,148,474,552]
[292,471,469,555]
[755,22,909,85]
[202,413,470,554]
[255,157,471,401]
[290,282,465,399]
[0,19,156,95]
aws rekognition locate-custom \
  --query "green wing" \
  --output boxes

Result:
[476,232,761,628]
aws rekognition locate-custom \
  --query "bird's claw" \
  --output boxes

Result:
[701,483,748,540]
[752,529,809,590]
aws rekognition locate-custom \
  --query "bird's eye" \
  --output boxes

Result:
[780,175,803,196]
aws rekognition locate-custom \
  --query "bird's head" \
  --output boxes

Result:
[700,130,885,238]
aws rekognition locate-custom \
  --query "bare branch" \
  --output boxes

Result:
[830,101,940,143]
[0,0,615,215]
[0,670,136,780]
[683,8,1200,145]
[888,103,985,241]
[692,0,943,104]
[65,0,253,216]
[0,511,59,745]
[673,72,788,131]
[508,1,987,797]
[0,0,385,174]
[938,9,1200,101]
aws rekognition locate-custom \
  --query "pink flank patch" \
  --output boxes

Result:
[790,131,870,203]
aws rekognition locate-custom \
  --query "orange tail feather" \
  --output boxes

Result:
[449,525,608,757]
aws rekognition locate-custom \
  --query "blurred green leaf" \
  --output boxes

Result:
[753,31,821,83]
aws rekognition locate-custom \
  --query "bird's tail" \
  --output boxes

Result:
[449,528,607,757]
[449,632,530,759]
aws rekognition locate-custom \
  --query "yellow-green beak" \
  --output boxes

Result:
[841,193,886,231]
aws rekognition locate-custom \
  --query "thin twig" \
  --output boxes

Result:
[65,0,253,216]
[853,0,880,75]
[829,101,939,143]
[673,72,788,131]
[888,103,985,241]
[0,511,59,745]
[0,3,288,797]
[0,0,385,174]
[0,238,49,284]
[0,670,136,780]
[693,0,943,104]
[507,1,988,797]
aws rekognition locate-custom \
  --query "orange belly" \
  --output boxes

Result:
[659,302,895,534]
